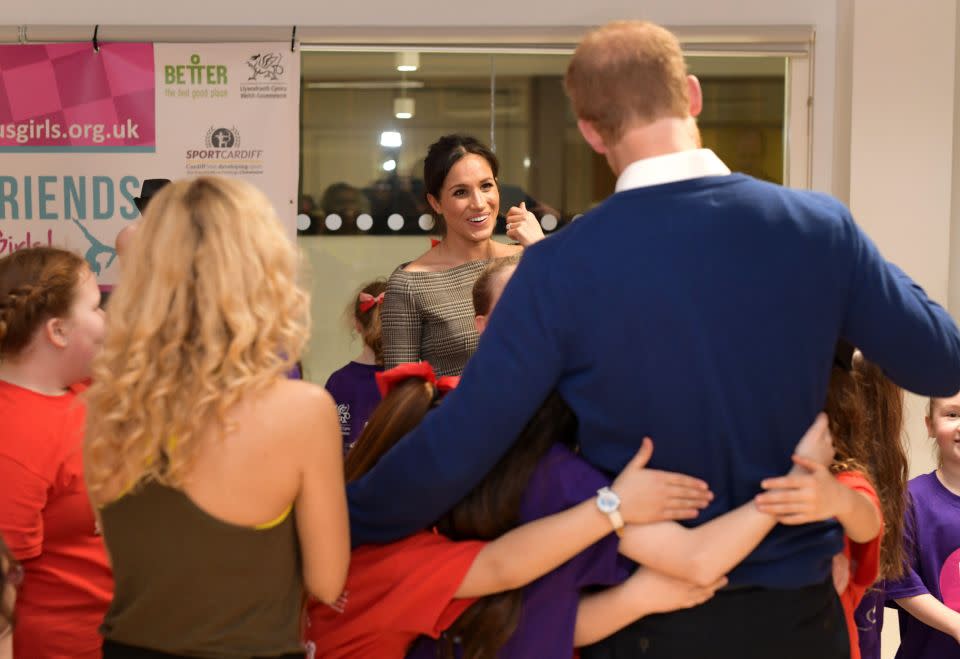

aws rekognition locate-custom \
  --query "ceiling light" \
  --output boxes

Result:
[383,159,397,172]
[394,97,415,119]
[380,131,402,148]
[395,51,419,72]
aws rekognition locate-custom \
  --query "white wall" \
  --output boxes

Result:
[6,1,960,654]
[846,1,960,656]
[849,0,957,476]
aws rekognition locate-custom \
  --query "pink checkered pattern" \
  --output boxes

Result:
[0,42,155,149]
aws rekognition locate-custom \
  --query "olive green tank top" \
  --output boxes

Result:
[99,481,304,658]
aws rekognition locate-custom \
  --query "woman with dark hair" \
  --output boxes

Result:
[380,134,544,376]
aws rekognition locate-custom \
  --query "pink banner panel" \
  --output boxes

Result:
[0,43,155,151]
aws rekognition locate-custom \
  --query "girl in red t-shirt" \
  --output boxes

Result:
[0,246,112,659]
[756,347,910,659]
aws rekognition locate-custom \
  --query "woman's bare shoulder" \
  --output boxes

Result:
[257,380,337,426]
[401,247,449,272]
[491,242,523,258]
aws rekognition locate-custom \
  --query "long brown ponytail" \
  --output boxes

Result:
[824,354,908,580]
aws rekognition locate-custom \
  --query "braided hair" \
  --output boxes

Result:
[0,247,87,357]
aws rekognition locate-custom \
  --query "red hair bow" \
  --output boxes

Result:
[359,291,385,313]
[375,361,460,399]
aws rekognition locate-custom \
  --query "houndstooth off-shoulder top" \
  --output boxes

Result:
[381,259,493,377]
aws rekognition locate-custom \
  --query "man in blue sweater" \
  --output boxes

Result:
[348,21,960,657]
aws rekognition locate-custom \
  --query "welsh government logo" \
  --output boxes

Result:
[205,126,240,149]
[247,52,285,81]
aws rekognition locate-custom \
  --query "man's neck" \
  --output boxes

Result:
[605,116,702,176]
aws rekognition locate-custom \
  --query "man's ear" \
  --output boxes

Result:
[45,317,69,349]
[474,314,487,335]
[687,74,703,118]
[577,119,608,155]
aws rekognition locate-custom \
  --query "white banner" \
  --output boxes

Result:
[0,42,300,286]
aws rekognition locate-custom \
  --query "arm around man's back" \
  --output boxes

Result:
[347,244,569,545]
[841,211,960,395]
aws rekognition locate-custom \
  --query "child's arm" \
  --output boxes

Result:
[894,594,960,644]
[455,440,712,598]
[616,502,776,587]
[573,568,727,646]
[617,414,834,586]
[754,456,882,543]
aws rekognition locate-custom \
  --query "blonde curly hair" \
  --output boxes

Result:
[85,177,309,501]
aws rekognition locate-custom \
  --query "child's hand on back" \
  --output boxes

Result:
[624,566,727,615]
[791,413,835,468]
[611,438,713,524]
[754,455,846,524]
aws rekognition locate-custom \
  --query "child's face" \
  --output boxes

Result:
[474,265,517,336]
[927,391,960,467]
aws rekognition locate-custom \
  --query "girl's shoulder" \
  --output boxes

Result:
[909,470,960,509]
[250,380,338,441]
[490,241,523,258]
[352,531,483,572]
[523,445,610,519]
[835,469,875,491]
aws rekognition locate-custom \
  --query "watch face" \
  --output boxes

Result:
[597,490,620,513]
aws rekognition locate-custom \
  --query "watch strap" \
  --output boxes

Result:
[608,509,625,538]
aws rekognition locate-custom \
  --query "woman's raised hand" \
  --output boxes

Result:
[611,438,713,524]
[505,202,545,247]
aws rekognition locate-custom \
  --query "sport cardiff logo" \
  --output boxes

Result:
[205,126,241,149]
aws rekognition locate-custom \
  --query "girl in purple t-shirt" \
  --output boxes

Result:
[325,280,386,455]
[883,391,960,657]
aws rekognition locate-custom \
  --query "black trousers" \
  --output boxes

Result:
[580,579,850,659]
[102,639,305,659]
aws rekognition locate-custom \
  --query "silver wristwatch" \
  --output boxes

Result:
[596,486,624,537]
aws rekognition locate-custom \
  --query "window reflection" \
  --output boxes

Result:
[297,50,787,381]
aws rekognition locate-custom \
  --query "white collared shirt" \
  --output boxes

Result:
[614,148,731,193]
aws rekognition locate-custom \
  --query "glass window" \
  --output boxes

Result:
[298,49,787,382]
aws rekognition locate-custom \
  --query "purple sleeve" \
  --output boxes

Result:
[882,498,929,601]
[522,447,633,588]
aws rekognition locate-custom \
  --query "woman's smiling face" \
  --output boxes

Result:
[427,153,499,244]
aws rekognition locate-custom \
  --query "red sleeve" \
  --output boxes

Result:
[0,454,48,559]
[836,470,883,589]
[391,532,485,637]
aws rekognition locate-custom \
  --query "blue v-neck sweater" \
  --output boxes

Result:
[348,174,960,588]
